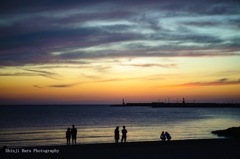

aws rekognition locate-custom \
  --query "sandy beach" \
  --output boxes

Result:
[3,139,240,159]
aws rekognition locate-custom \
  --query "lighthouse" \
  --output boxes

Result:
[182,98,185,104]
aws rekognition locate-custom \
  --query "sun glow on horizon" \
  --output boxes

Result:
[0,1,240,104]
[1,55,240,104]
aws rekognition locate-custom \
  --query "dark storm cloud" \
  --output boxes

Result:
[0,0,240,67]
[0,23,141,56]
[150,32,224,44]
[1,0,239,16]
[0,10,133,33]
[0,26,102,49]
[182,21,219,27]
[0,0,103,14]
[228,19,240,29]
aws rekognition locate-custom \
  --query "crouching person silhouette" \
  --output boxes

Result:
[160,131,166,141]
[165,132,171,141]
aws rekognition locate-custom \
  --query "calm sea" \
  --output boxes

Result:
[0,105,240,147]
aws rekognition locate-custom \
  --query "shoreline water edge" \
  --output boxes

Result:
[1,105,240,148]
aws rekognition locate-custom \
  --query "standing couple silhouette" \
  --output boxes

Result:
[66,124,77,145]
[114,126,127,143]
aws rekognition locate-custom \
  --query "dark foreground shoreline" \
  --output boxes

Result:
[4,139,240,159]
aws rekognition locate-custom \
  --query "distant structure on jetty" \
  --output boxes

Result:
[111,98,240,108]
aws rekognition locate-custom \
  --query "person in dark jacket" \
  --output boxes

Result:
[71,125,77,145]
[121,126,127,143]
[66,128,71,145]
[114,126,120,143]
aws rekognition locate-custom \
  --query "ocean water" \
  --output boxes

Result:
[0,105,240,148]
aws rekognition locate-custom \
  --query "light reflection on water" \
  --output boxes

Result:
[0,105,239,147]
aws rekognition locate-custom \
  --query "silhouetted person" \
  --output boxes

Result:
[121,126,127,143]
[160,131,166,141]
[165,132,171,141]
[114,126,120,143]
[71,125,77,145]
[66,128,71,145]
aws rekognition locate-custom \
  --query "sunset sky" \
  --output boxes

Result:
[0,0,240,104]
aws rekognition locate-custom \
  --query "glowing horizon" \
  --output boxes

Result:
[0,0,240,104]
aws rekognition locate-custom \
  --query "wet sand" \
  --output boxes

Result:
[5,139,240,159]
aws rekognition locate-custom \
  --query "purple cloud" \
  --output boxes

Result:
[47,83,80,88]
[167,78,240,87]
[0,0,239,67]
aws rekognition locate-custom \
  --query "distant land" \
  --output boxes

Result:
[111,103,240,107]
[111,99,240,108]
